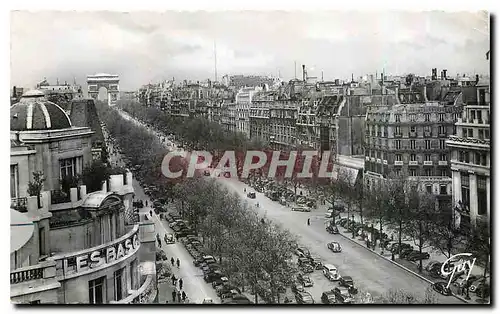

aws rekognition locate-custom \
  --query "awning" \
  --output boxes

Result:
[11,209,34,253]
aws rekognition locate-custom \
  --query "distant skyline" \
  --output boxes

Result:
[11,11,490,91]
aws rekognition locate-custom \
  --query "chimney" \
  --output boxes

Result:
[440,70,444,80]
[12,86,16,98]
[476,74,479,84]
[351,73,354,82]
[443,69,447,79]
[432,68,437,80]
[302,65,306,82]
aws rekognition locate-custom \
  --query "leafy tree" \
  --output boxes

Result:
[81,160,111,193]
[378,288,438,304]
[27,171,45,197]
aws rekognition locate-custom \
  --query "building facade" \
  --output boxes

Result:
[447,79,490,228]
[10,90,156,304]
[235,86,262,138]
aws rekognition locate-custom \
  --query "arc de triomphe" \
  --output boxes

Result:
[87,73,120,106]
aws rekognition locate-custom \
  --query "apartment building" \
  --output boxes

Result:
[447,78,490,228]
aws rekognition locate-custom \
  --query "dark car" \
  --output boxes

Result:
[326,224,339,234]
[339,276,358,294]
[295,247,311,258]
[333,287,354,304]
[300,264,314,273]
[291,282,305,294]
[321,291,337,304]
[391,243,412,254]
[308,256,323,270]
[406,252,430,262]
[295,291,314,304]
[431,282,452,296]
[338,218,348,227]
[297,257,311,267]
[399,247,415,259]
[193,255,204,267]
[247,192,256,199]
[297,273,314,287]
[204,270,223,283]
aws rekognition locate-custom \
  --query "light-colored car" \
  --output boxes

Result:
[327,241,342,253]
[202,297,214,304]
[323,264,341,281]
[292,206,311,212]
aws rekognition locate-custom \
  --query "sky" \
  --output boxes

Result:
[10,11,490,91]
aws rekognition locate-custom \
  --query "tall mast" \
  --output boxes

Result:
[214,40,218,82]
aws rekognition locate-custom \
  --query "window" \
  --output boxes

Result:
[440,154,447,161]
[468,129,473,138]
[394,140,401,149]
[438,125,446,135]
[114,268,124,301]
[410,126,416,133]
[477,176,487,216]
[424,126,431,133]
[426,185,433,193]
[425,113,430,122]
[395,169,402,177]
[425,140,431,149]
[440,169,448,177]
[396,154,402,161]
[478,129,484,140]
[410,140,416,149]
[10,165,19,199]
[29,301,41,304]
[485,129,490,139]
[425,168,432,176]
[59,157,82,180]
[410,114,416,122]
[440,185,448,195]
[89,276,106,304]
[410,154,417,161]
[395,114,401,122]
[410,169,417,176]
[439,140,446,149]
[395,126,401,135]
[439,113,445,122]
[39,227,46,256]
[461,173,470,211]
[425,154,431,161]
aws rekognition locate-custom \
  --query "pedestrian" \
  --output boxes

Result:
[171,257,175,266]
[171,274,176,285]
[307,218,310,226]
[176,258,180,268]
[150,210,153,217]
[181,291,186,302]
[179,278,183,290]
[177,291,181,303]
[171,290,176,302]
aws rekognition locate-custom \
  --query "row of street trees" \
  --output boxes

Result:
[97,101,300,303]
[325,167,489,280]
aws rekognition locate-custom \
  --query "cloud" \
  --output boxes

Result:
[10,11,490,90]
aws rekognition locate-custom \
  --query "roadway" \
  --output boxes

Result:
[114,108,464,304]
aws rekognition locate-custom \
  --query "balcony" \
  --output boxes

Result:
[409,161,418,166]
[50,190,71,204]
[423,161,433,166]
[394,161,404,166]
[10,261,56,285]
[438,160,448,166]
[11,198,27,213]
[409,132,417,138]
[424,131,432,137]
[10,260,61,301]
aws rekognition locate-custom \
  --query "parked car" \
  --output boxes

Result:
[295,247,311,258]
[469,277,489,293]
[399,247,415,259]
[202,298,214,304]
[425,261,442,272]
[321,291,337,304]
[212,276,229,289]
[453,274,478,289]
[292,206,311,212]
[333,287,354,304]
[297,257,311,267]
[327,241,342,253]
[338,218,348,228]
[339,276,358,294]
[431,282,452,296]
[291,282,305,294]
[333,204,345,212]
[307,256,323,270]
[297,273,314,287]
[406,251,430,261]
[326,224,339,234]
[295,291,314,304]
[204,270,223,283]
[323,264,341,281]
[247,192,256,199]
[300,264,314,273]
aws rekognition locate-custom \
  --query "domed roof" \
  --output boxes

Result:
[10,90,72,131]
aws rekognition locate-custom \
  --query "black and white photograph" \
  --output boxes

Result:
[8,6,491,306]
